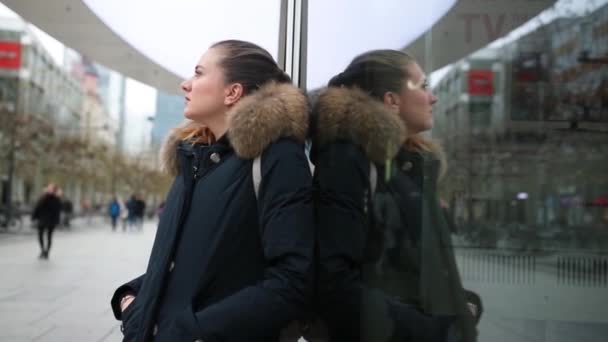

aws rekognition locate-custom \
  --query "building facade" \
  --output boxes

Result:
[432,5,608,250]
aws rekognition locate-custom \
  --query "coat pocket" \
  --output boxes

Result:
[120,301,140,340]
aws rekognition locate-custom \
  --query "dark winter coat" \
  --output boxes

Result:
[126,197,139,220]
[111,82,314,342]
[31,192,62,227]
[135,199,146,218]
[311,87,477,342]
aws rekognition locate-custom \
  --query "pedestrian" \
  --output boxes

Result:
[110,40,313,342]
[108,196,121,231]
[135,195,146,230]
[156,201,165,219]
[125,195,138,231]
[81,199,92,224]
[61,197,74,228]
[120,197,128,231]
[31,183,62,259]
[311,49,481,341]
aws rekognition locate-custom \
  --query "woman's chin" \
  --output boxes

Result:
[183,111,194,120]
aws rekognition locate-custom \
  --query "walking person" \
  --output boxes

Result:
[31,183,63,259]
[108,197,121,231]
[110,40,313,342]
[61,197,74,228]
[125,195,138,232]
[135,195,146,230]
[311,50,481,341]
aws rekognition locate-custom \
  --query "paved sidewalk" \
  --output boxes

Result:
[0,218,156,341]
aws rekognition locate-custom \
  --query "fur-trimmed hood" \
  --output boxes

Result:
[160,82,308,175]
[312,86,407,164]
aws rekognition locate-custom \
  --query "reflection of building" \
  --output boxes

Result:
[151,91,184,147]
[0,17,83,204]
[432,6,608,248]
[433,48,509,229]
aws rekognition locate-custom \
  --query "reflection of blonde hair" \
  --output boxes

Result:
[405,134,447,180]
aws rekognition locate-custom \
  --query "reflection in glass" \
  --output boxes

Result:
[430,1,608,341]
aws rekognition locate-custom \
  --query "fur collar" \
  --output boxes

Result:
[312,86,407,164]
[160,82,308,175]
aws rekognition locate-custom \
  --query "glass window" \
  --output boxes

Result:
[308,1,608,341]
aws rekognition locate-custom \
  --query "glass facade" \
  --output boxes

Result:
[307,1,608,341]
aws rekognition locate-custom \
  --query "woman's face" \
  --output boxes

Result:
[396,62,438,134]
[181,48,230,123]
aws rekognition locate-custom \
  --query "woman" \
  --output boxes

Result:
[312,50,480,341]
[110,40,314,342]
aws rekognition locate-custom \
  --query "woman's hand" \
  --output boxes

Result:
[467,302,478,318]
[120,294,136,312]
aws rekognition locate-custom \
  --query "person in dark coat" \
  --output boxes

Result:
[125,195,138,231]
[132,195,146,230]
[31,183,63,259]
[311,50,481,341]
[61,197,73,228]
[110,40,313,342]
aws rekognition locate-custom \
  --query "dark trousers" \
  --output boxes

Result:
[38,223,56,253]
[111,215,119,230]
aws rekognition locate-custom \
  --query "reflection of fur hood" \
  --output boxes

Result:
[161,82,309,175]
[312,87,407,164]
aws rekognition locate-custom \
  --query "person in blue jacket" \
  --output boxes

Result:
[108,197,121,231]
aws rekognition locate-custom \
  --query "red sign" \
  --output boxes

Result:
[0,41,21,69]
[468,70,494,96]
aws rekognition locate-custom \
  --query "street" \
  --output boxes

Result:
[1,220,608,341]
[0,218,155,341]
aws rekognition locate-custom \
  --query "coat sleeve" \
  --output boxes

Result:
[313,142,451,342]
[313,142,370,339]
[31,196,45,220]
[175,138,314,341]
[110,274,145,320]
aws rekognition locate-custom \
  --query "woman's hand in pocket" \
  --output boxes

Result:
[121,295,136,313]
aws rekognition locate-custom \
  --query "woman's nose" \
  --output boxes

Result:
[181,79,191,92]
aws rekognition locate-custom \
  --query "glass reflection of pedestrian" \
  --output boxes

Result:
[31,183,62,259]
[110,40,313,341]
[312,50,481,341]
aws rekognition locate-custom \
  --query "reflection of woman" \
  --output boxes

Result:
[312,50,479,341]
[110,40,313,342]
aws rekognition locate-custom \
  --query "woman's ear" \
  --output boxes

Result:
[224,83,244,106]
[383,91,400,112]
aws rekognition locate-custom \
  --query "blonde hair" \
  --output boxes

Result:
[173,122,216,145]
